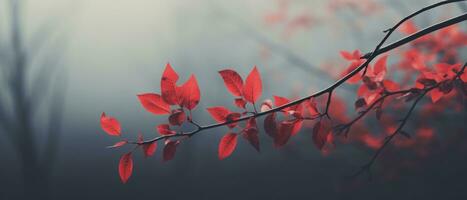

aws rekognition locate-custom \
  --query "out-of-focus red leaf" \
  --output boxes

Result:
[260,99,273,112]
[142,142,157,157]
[218,133,238,160]
[234,98,247,109]
[357,84,369,97]
[273,95,290,107]
[373,55,388,75]
[340,50,362,61]
[137,93,171,115]
[344,61,364,84]
[274,121,294,148]
[383,80,400,92]
[312,119,332,150]
[340,51,354,60]
[169,110,186,126]
[219,69,244,97]
[207,106,230,123]
[107,141,127,148]
[163,140,179,161]
[157,124,176,135]
[243,66,262,103]
[243,117,260,150]
[364,93,380,105]
[264,113,277,138]
[273,95,292,112]
[161,63,180,105]
[400,20,418,35]
[118,153,133,184]
[225,112,241,129]
[179,75,201,110]
[430,88,443,103]
[306,98,320,116]
[290,119,303,136]
[460,71,467,82]
[100,112,121,136]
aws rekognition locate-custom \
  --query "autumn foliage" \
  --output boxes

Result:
[100,1,466,183]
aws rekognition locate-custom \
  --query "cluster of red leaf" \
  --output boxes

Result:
[334,21,467,165]
[99,10,466,183]
[100,63,201,183]
[100,64,343,183]
[263,0,316,39]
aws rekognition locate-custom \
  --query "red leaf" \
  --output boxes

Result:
[179,75,201,110]
[218,133,238,160]
[137,93,171,115]
[264,113,277,138]
[157,124,176,135]
[312,119,332,150]
[161,63,180,105]
[430,88,443,103]
[242,127,260,152]
[118,153,133,184]
[168,110,186,126]
[142,142,157,157]
[460,71,467,82]
[373,55,388,75]
[274,121,294,148]
[273,95,291,112]
[219,69,244,97]
[340,51,354,60]
[243,66,262,103]
[100,112,121,136]
[107,141,127,148]
[234,98,247,109]
[382,80,400,92]
[163,140,179,161]
[290,119,303,136]
[306,99,320,116]
[225,112,241,129]
[207,106,231,123]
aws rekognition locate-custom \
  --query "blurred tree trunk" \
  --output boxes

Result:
[0,0,69,198]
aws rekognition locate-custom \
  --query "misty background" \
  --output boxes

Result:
[0,0,466,199]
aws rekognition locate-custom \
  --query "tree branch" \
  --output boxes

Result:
[352,62,467,178]
[131,0,466,146]
[362,14,467,58]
